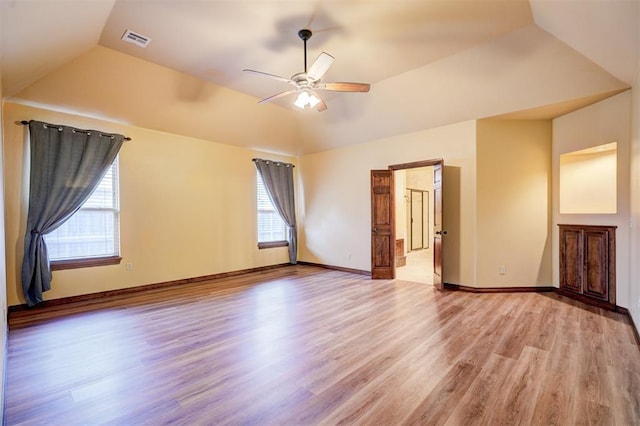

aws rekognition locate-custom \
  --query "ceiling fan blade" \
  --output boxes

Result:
[307,52,335,81]
[315,98,328,112]
[309,91,327,112]
[316,82,371,92]
[243,69,294,85]
[258,90,297,104]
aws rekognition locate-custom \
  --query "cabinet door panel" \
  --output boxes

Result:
[560,229,583,294]
[584,230,609,301]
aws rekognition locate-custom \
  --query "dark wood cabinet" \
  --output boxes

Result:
[558,224,616,309]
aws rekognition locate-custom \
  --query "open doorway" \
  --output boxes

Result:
[394,167,434,285]
[370,159,444,289]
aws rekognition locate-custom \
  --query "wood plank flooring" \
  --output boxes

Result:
[5,265,640,425]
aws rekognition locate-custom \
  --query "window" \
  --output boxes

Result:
[257,170,287,247]
[45,159,121,268]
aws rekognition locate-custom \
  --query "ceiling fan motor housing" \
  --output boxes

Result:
[292,72,314,86]
[298,29,312,41]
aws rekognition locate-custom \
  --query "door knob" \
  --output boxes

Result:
[435,230,448,235]
[372,227,377,233]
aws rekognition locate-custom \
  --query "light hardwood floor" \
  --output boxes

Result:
[6,265,640,425]
[396,249,433,285]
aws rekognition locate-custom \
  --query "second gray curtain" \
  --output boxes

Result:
[21,120,124,306]
[253,158,297,264]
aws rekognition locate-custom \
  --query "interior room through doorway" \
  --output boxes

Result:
[394,166,434,285]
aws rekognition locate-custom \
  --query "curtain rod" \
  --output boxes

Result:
[19,120,132,141]
[252,158,295,167]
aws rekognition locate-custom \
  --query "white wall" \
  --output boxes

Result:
[299,120,477,286]
[552,91,632,307]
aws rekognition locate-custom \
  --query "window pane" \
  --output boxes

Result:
[45,161,120,260]
[83,167,116,209]
[46,210,118,259]
[257,171,287,242]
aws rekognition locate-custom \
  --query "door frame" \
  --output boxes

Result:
[372,158,444,284]
[407,188,429,251]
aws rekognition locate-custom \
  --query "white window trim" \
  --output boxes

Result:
[46,159,122,269]
[256,170,288,248]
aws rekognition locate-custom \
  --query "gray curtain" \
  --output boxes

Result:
[21,121,124,306]
[253,158,297,264]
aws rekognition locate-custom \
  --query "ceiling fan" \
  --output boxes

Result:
[243,29,370,112]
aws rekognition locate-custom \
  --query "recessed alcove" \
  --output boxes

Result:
[559,142,617,214]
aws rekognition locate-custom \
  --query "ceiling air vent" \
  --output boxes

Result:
[121,30,151,48]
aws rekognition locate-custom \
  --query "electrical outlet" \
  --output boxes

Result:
[126,263,133,271]
[499,265,506,275]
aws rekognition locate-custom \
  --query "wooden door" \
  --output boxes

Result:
[433,163,444,290]
[371,170,394,279]
[584,229,609,301]
[559,228,584,294]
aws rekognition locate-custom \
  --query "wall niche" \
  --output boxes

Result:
[559,142,617,214]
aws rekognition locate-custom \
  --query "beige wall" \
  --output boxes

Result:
[552,91,632,307]
[13,46,300,155]
[559,147,617,214]
[3,102,293,306]
[0,13,8,410]
[629,18,640,325]
[476,119,552,287]
[298,120,477,286]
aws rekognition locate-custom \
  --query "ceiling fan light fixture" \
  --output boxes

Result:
[294,91,319,109]
[294,91,309,109]
[308,93,320,108]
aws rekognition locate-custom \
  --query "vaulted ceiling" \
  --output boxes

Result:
[1,0,638,154]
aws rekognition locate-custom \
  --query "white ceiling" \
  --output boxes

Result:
[1,0,117,97]
[1,0,638,153]
[98,0,533,104]
[530,0,639,85]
